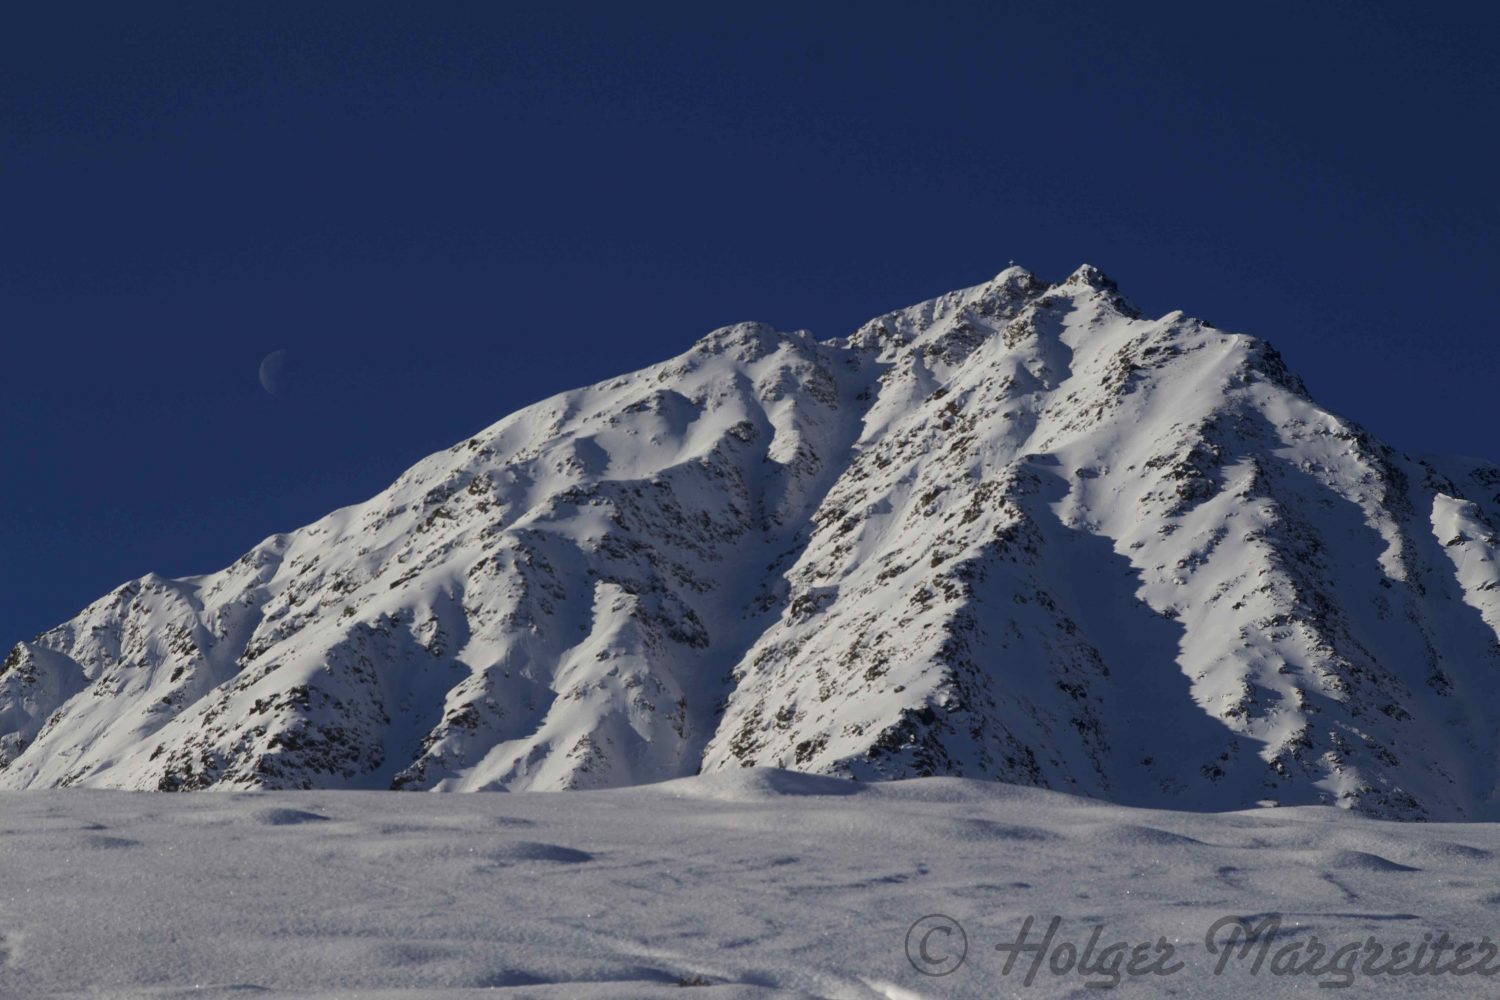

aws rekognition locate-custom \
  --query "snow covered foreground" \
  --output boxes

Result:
[3,771,1498,999]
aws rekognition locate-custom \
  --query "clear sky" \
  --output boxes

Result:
[4,2,1498,648]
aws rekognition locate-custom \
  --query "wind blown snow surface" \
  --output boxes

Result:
[2,770,1499,998]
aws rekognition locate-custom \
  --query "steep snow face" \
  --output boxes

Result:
[1,324,872,794]
[702,268,1500,820]
[5,265,1500,818]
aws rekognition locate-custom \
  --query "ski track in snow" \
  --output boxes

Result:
[2,771,1499,998]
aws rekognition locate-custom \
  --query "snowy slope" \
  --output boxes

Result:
[5,264,1500,819]
[3,772,1500,998]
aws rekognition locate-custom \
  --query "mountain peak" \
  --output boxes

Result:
[989,262,1041,284]
[1053,262,1143,318]
[6,267,1500,821]
[1063,262,1118,290]
[689,320,795,360]
[984,264,1049,301]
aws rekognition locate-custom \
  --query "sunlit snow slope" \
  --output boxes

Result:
[5,265,1500,818]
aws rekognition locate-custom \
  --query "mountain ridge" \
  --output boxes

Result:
[6,264,1499,819]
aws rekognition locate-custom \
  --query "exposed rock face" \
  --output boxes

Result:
[6,265,1500,819]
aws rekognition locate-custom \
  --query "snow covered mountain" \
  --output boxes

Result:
[6,264,1500,819]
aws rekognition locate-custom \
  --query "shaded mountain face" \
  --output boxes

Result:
[6,265,1500,818]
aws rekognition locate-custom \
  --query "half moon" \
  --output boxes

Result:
[259,350,289,395]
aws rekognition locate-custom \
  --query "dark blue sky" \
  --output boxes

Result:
[4,2,1498,647]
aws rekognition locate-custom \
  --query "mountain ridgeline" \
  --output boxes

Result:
[6,265,1500,819]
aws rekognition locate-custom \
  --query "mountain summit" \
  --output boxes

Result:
[6,266,1499,819]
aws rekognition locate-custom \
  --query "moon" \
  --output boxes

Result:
[258,350,289,395]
